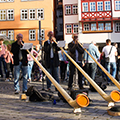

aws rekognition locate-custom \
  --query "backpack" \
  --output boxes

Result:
[90,82,107,92]
[26,86,53,102]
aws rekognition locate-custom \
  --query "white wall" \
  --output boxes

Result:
[78,0,81,21]
[63,0,79,40]
[112,0,120,17]
[63,0,78,5]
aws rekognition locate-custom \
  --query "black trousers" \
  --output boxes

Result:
[60,61,67,80]
[68,62,83,88]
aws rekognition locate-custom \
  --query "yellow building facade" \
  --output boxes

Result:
[0,0,54,45]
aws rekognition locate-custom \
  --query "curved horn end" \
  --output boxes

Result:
[110,90,120,102]
[76,94,89,107]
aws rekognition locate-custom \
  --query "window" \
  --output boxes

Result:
[66,5,71,14]
[29,30,36,40]
[73,5,78,14]
[97,2,103,11]
[73,24,78,33]
[0,10,6,20]
[0,0,14,2]
[105,23,111,30]
[29,9,35,20]
[38,29,45,40]
[0,31,6,36]
[82,3,88,12]
[91,23,96,31]
[90,2,96,11]
[98,23,104,30]
[21,9,28,20]
[115,1,120,10]
[7,9,14,20]
[84,23,89,31]
[7,0,14,2]
[66,25,72,33]
[116,22,120,31]
[0,0,6,2]
[105,1,111,11]
[37,9,44,20]
[8,30,14,40]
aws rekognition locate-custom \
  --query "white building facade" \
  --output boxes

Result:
[63,0,120,44]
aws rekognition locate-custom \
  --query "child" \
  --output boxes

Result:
[4,44,13,81]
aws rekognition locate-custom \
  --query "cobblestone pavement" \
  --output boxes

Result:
[0,77,120,120]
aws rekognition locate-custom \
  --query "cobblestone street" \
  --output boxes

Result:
[0,77,120,120]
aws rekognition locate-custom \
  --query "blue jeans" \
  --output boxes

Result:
[105,62,116,82]
[14,62,28,91]
[28,61,34,80]
[46,59,59,89]
[0,57,7,77]
[85,63,97,80]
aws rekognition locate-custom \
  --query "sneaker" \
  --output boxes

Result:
[22,90,27,94]
[67,87,72,90]
[15,90,20,94]
[27,79,31,83]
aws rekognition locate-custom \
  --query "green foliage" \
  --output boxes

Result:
[3,40,15,45]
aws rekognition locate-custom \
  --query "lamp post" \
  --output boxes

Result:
[39,15,42,47]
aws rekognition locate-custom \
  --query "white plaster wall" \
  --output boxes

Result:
[112,0,120,17]
[78,32,120,43]
[63,0,79,40]
[63,0,78,5]
[78,0,81,21]
[64,15,78,23]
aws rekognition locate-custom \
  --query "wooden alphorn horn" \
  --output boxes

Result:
[26,49,89,109]
[78,42,120,90]
[52,38,120,103]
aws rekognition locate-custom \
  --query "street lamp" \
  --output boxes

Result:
[39,14,42,46]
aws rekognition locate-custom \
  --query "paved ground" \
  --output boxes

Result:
[0,76,120,120]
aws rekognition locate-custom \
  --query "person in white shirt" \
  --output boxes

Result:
[102,39,117,84]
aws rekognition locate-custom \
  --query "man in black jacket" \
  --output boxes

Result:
[11,33,28,94]
[44,31,60,91]
[68,34,84,90]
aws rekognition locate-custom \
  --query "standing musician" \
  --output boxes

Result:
[11,33,29,94]
[68,34,84,90]
[44,31,60,92]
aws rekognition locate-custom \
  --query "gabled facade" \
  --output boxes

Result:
[0,0,54,45]
[63,0,120,44]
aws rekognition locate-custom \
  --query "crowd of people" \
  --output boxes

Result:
[0,31,120,94]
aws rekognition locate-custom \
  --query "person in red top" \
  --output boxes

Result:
[0,38,7,78]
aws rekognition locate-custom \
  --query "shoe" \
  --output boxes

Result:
[38,78,42,82]
[5,79,10,82]
[22,90,27,94]
[15,90,20,94]
[27,79,31,83]
[67,87,72,90]
[79,86,85,89]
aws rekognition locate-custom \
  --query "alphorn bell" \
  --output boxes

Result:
[26,49,89,110]
[78,42,120,90]
[52,38,120,105]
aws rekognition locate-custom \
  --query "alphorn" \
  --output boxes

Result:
[78,42,120,90]
[26,49,89,109]
[52,39,120,104]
